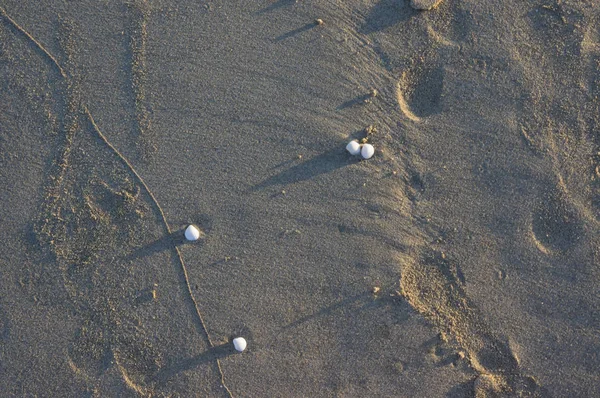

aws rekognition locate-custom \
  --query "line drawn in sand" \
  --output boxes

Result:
[0,6,233,397]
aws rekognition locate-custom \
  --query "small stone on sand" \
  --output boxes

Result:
[185,225,201,241]
[346,140,362,156]
[233,337,247,352]
[410,0,444,10]
[361,143,375,159]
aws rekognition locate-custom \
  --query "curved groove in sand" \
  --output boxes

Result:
[86,109,234,397]
[0,7,67,79]
[0,7,233,397]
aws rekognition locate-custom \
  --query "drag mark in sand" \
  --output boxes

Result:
[125,0,156,158]
[0,7,66,79]
[0,7,80,260]
[1,7,232,396]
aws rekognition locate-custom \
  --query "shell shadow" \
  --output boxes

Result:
[337,93,373,110]
[125,228,203,261]
[153,343,234,385]
[274,23,317,42]
[251,148,353,191]
[254,0,296,15]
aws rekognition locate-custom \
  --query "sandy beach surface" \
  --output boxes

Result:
[1,0,599,396]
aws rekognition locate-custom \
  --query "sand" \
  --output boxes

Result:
[0,0,599,396]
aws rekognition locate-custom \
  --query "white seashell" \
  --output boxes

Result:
[361,143,375,159]
[233,337,247,352]
[185,225,201,241]
[346,140,361,156]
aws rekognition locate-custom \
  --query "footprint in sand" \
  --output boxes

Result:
[393,16,466,122]
[530,186,583,255]
[384,5,542,395]
[581,17,600,222]
[399,249,541,396]
[396,64,444,121]
[520,2,600,226]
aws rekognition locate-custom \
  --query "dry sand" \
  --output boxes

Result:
[0,0,599,396]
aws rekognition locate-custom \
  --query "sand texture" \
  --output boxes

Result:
[1,0,599,397]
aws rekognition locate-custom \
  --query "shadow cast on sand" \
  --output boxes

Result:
[445,379,475,398]
[154,343,235,385]
[252,148,353,191]
[283,288,411,330]
[359,0,416,34]
[337,94,373,110]
[255,0,297,15]
[125,229,203,261]
[274,23,317,42]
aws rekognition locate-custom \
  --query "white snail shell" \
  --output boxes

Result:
[361,144,375,159]
[185,225,201,241]
[346,140,361,156]
[233,337,247,352]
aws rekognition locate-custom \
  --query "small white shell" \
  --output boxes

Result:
[346,140,361,156]
[185,225,201,241]
[361,143,375,159]
[233,337,247,352]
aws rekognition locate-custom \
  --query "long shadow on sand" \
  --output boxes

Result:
[252,148,352,191]
[154,343,234,385]
[125,230,201,261]
[254,0,296,15]
[274,23,317,42]
[125,234,177,261]
[359,0,416,34]
[337,94,374,110]
[284,288,411,330]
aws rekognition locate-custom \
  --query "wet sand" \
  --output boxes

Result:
[0,0,599,396]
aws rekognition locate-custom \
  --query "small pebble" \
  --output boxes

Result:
[361,143,375,159]
[185,225,201,241]
[233,337,247,352]
[346,140,361,155]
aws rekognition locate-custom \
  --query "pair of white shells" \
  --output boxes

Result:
[346,140,375,159]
